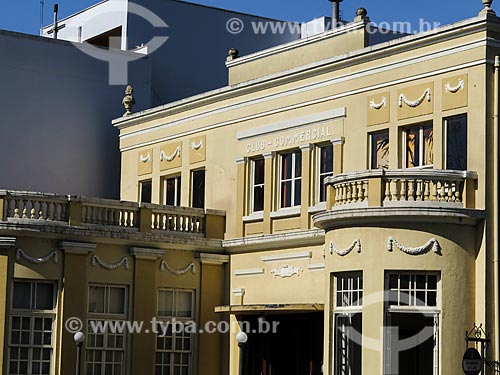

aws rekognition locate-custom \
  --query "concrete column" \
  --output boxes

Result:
[235,158,247,238]
[0,237,15,375]
[59,241,96,375]
[129,247,165,375]
[196,253,230,375]
[300,144,313,229]
[263,152,275,235]
[331,137,345,175]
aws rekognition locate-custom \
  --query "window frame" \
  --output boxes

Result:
[249,157,265,214]
[369,129,390,170]
[138,179,153,204]
[278,150,302,209]
[444,114,468,171]
[316,143,334,204]
[190,168,205,209]
[402,123,434,169]
[8,280,58,375]
[161,174,182,206]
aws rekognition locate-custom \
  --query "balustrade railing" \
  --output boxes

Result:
[325,169,477,209]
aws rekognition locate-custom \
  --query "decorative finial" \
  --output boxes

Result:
[122,85,135,116]
[354,7,369,22]
[226,48,239,62]
[480,0,496,15]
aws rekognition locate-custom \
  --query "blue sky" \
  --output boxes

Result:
[0,0,487,36]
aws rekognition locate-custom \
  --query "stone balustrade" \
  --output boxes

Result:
[0,190,225,238]
[325,169,478,210]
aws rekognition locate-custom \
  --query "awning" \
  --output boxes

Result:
[215,303,324,315]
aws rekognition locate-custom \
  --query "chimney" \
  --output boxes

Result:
[328,0,343,29]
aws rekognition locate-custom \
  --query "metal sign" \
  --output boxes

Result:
[462,348,483,375]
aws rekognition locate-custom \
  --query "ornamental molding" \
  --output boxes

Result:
[445,79,465,94]
[139,153,151,163]
[0,237,16,248]
[91,255,129,270]
[329,239,362,256]
[160,147,181,162]
[370,97,387,110]
[387,237,441,255]
[191,139,204,150]
[160,260,196,275]
[16,249,58,264]
[261,251,311,263]
[398,88,431,108]
[270,265,303,278]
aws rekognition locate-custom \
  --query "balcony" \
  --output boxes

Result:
[0,190,226,243]
[313,169,485,229]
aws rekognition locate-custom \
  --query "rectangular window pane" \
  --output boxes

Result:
[371,130,389,169]
[158,290,174,317]
[176,292,193,318]
[140,180,152,203]
[335,313,362,375]
[164,176,181,206]
[252,159,265,213]
[35,283,54,310]
[13,282,32,309]
[336,273,363,308]
[281,153,292,180]
[191,170,205,209]
[423,125,433,166]
[406,127,420,168]
[280,151,302,208]
[108,287,126,315]
[446,115,467,170]
[319,145,334,202]
[89,286,105,314]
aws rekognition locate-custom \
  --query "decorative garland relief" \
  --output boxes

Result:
[160,260,196,275]
[91,255,129,270]
[191,139,204,151]
[16,249,58,264]
[270,265,303,278]
[139,153,151,163]
[160,147,181,162]
[369,97,387,110]
[329,239,362,256]
[445,79,465,94]
[387,237,441,255]
[398,88,431,108]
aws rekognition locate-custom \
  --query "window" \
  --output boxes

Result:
[370,130,389,169]
[250,158,265,213]
[280,150,302,208]
[385,273,439,375]
[445,115,467,170]
[191,169,205,209]
[87,285,128,375]
[162,175,181,206]
[139,180,152,203]
[404,124,433,168]
[9,281,56,375]
[333,273,362,375]
[318,144,334,202]
[156,290,194,375]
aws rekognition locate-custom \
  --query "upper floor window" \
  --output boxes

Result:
[318,144,333,202]
[191,169,205,209]
[279,150,302,208]
[370,130,389,169]
[404,124,433,168]
[162,175,181,206]
[445,115,467,170]
[9,281,57,375]
[139,180,152,204]
[250,158,265,213]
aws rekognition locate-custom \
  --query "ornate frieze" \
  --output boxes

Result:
[159,260,196,275]
[387,237,441,255]
[329,239,361,256]
[16,249,58,264]
[91,255,129,270]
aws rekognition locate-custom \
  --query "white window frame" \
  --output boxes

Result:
[8,280,57,375]
[138,179,152,204]
[402,124,434,169]
[384,273,440,375]
[316,143,334,204]
[86,284,128,375]
[278,150,302,209]
[444,115,468,170]
[249,158,265,214]
[155,289,195,375]
[369,129,390,170]
[333,273,363,375]
[162,174,181,206]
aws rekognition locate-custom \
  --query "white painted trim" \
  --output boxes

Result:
[232,288,245,296]
[331,136,345,146]
[308,202,327,214]
[243,212,264,222]
[270,206,301,219]
[234,268,265,277]
[120,54,488,152]
[237,109,346,140]
[307,263,326,271]
[261,251,312,263]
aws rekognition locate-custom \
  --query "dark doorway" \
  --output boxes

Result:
[241,312,324,375]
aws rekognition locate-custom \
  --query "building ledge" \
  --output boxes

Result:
[215,303,324,314]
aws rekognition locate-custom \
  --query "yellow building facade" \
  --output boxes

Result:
[2,3,500,375]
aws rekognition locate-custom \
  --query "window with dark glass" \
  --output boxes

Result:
[318,144,334,202]
[404,124,433,168]
[191,169,205,209]
[139,180,152,203]
[370,130,390,169]
[251,158,265,213]
[446,115,467,170]
[163,175,181,206]
[9,281,56,375]
[280,150,302,208]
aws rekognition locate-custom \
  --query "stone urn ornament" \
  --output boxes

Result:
[481,0,496,14]
[122,85,136,116]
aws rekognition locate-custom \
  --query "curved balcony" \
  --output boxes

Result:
[313,169,485,230]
